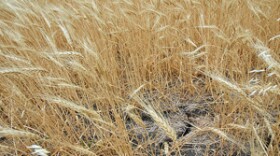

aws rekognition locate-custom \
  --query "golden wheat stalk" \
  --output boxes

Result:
[252,40,280,78]
[206,127,247,152]
[0,67,47,74]
[0,128,40,138]
[207,73,270,118]
[252,126,268,156]
[61,143,97,156]
[130,85,177,141]
[125,105,146,128]
[134,96,177,141]
[41,96,114,128]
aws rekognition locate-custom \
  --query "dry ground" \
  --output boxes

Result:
[0,0,280,155]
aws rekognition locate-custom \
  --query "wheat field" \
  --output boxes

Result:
[0,0,279,155]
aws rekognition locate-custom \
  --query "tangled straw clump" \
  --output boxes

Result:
[0,0,279,155]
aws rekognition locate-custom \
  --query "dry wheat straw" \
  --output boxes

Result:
[45,51,84,58]
[164,142,169,155]
[47,141,97,156]
[125,105,146,128]
[208,73,269,117]
[130,85,176,141]
[67,60,87,71]
[0,53,31,64]
[41,96,113,127]
[249,69,266,73]
[252,126,268,156]
[0,0,279,155]
[134,97,177,141]
[43,54,64,67]
[269,34,280,41]
[180,45,208,59]
[253,40,280,72]
[64,144,97,156]
[0,128,39,138]
[58,23,73,45]
[0,67,46,74]
[207,127,247,152]
[264,118,274,148]
[129,84,145,98]
[185,38,197,47]
[43,82,82,89]
[40,30,57,52]
[248,84,279,96]
[0,144,26,154]
[39,76,84,89]
[227,123,249,130]
[246,0,267,19]
[82,39,99,60]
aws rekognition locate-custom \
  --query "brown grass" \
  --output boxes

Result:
[0,0,279,155]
